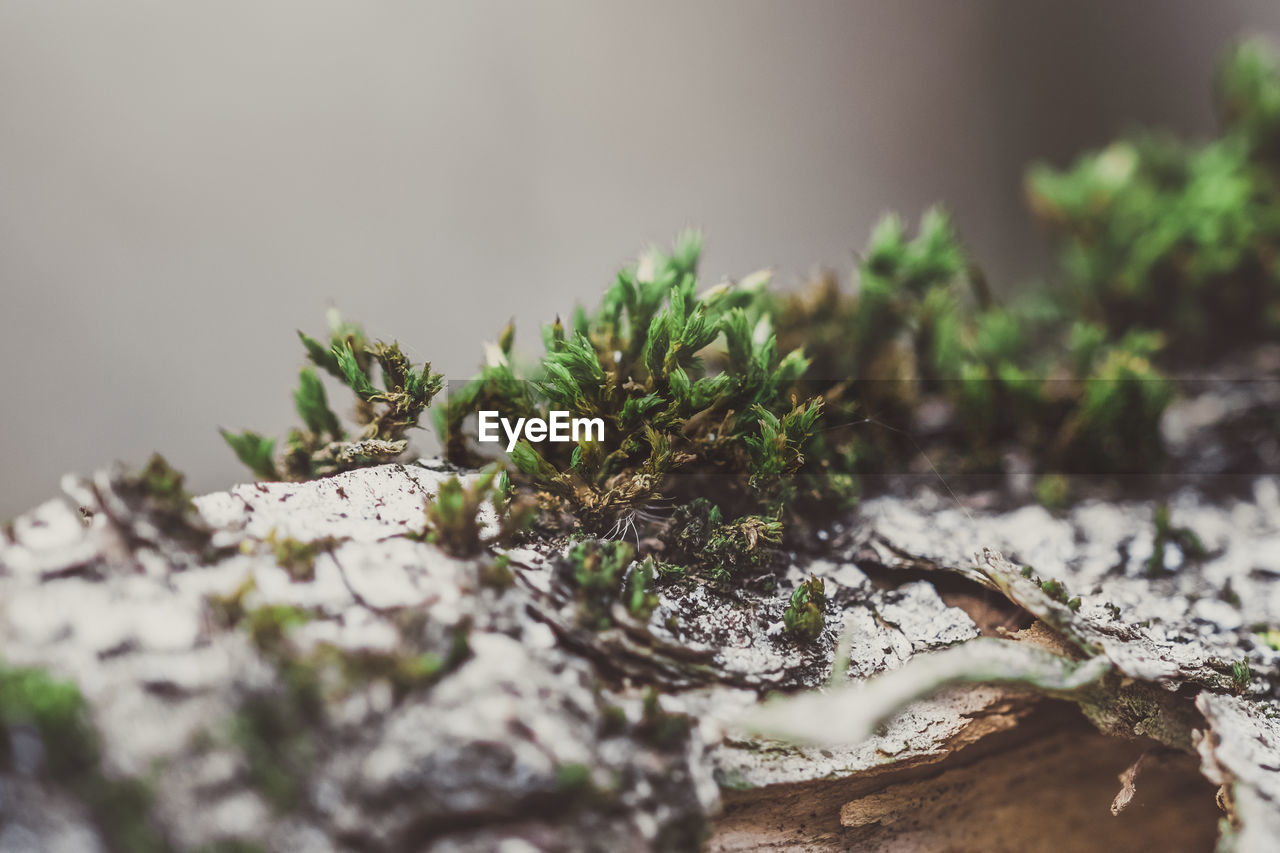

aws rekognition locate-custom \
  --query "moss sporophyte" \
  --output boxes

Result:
[223,40,1279,580]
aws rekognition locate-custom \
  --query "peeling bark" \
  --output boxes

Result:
[1,455,1278,851]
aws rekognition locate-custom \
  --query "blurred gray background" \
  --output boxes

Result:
[3,1,1279,517]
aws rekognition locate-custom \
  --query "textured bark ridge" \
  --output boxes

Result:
[1,456,1278,851]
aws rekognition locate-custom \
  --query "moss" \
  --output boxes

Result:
[636,687,692,751]
[230,39,1280,580]
[333,626,471,701]
[205,575,257,629]
[1034,474,1071,512]
[116,454,214,554]
[243,604,313,657]
[1146,503,1208,577]
[783,576,827,643]
[561,539,636,630]
[265,532,335,582]
[440,232,831,540]
[1029,41,1280,363]
[662,498,782,578]
[224,310,443,482]
[425,464,532,558]
[479,552,515,591]
[0,662,169,851]
[554,762,594,792]
[228,691,317,812]
[1039,578,1067,603]
[599,704,630,737]
[626,556,660,621]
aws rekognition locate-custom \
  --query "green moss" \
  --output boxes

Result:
[425,464,532,558]
[1029,42,1280,363]
[439,232,829,541]
[561,539,636,629]
[1146,502,1208,577]
[0,662,169,851]
[243,604,313,657]
[636,687,692,751]
[1231,659,1253,693]
[783,576,827,643]
[0,664,99,778]
[1034,474,1071,512]
[554,762,594,792]
[228,40,1280,577]
[264,532,334,582]
[205,575,257,629]
[626,556,660,621]
[223,310,443,482]
[228,690,317,812]
[662,498,782,577]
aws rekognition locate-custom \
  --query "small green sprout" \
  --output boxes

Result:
[554,762,594,792]
[783,575,827,643]
[1231,659,1253,693]
[424,464,532,558]
[1037,576,1080,612]
[478,552,515,591]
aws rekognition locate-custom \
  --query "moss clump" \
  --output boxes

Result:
[223,310,443,482]
[559,539,641,629]
[770,208,1173,488]
[479,552,515,591]
[661,498,783,578]
[783,576,827,643]
[1036,577,1081,612]
[438,232,832,542]
[0,662,168,851]
[625,556,661,621]
[1028,39,1280,363]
